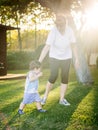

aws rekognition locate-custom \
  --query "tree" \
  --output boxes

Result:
[0,0,98,52]
[0,0,97,83]
[0,1,53,50]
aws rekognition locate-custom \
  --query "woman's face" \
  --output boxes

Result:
[55,14,66,27]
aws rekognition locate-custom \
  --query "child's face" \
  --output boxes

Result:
[34,67,41,73]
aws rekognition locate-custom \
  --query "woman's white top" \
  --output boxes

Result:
[46,25,76,60]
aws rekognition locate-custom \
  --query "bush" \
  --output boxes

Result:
[7,45,49,70]
[96,57,98,68]
[7,51,34,70]
[33,44,49,68]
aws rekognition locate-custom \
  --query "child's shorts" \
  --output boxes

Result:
[22,93,41,104]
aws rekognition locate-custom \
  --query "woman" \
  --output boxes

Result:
[38,13,79,106]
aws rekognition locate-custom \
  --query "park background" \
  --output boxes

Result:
[0,0,98,130]
[0,0,98,71]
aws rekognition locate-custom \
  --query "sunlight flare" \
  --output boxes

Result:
[84,3,98,29]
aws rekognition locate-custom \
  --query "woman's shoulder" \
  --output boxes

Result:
[66,25,73,30]
[48,26,56,36]
[66,25,74,34]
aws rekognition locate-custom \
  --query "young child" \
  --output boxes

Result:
[18,60,46,114]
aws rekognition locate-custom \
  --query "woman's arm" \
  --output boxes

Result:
[38,44,50,63]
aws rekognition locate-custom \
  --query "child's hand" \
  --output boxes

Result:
[38,72,43,77]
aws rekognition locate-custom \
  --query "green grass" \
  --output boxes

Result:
[0,67,98,130]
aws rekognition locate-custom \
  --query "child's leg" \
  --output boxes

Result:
[36,102,46,112]
[18,102,26,114]
[36,102,42,110]
[19,102,25,110]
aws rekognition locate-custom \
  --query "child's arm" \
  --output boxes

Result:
[29,72,43,82]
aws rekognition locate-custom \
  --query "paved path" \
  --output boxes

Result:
[0,74,26,80]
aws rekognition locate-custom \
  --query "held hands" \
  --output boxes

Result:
[37,71,43,77]
[36,60,41,66]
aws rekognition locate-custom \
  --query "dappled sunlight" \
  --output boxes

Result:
[0,80,24,112]
[0,68,97,129]
[0,91,23,111]
[0,80,24,95]
[66,87,98,130]
[44,86,60,107]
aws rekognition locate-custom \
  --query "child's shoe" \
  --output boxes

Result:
[38,109,47,113]
[18,109,24,115]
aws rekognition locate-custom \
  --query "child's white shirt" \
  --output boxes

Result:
[24,71,39,93]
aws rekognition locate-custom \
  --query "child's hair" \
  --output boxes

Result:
[29,60,41,70]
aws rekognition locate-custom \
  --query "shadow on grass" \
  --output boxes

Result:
[38,83,93,130]
[9,82,93,130]
[93,83,98,127]
[65,83,98,130]
[0,80,24,95]
[0,98,22,130]
[0,80,94,130]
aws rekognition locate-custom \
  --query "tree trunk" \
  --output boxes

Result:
[18,29,22,50]
[0,29,7,76]
[72,43,94,85]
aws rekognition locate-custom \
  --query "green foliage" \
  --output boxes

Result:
[20,30,48,50]
[96,57,98,68]
[66,87,98,130]
[7,29,49,50]
[7,44,49,70]
[0,0,53,30]
[7,51,34,70]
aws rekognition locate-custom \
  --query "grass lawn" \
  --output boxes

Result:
[0,67,98,130]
